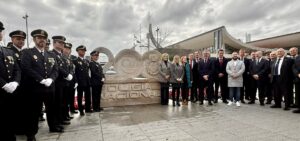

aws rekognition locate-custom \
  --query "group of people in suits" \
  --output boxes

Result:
[158,47,300,113]
[0,21,105,141]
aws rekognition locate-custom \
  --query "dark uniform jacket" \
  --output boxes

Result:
[89,60,105,86]
[20,47,58,86]
[7,45,22,65]
[0,46,21,88]
[73,57,90,87]
[62,55,77,87]
[51,49,70,85]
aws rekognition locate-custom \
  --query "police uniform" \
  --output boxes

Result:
[51,36,71,125]
[20,29,61,139]
[89,51,105,112]
[0,21,21,141]
[0,46,21,141]
[73,45,91,115]
[63,43,78,114]
[7,30,28,134]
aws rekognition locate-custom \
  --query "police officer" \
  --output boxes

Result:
[62,42,77,117]
[73,45,92,115]
[89,51,105,112]
[7,30,28,134]
[0,21,21,141]
[20,29,61,141]
[51,36,73,125]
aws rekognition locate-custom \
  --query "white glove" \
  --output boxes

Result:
[44,78,53,87]
[65,74,73,81]
[74,83,78,89]
[101,78,105,82]
[2,83,13,93]
[40,79,47,85]
[7,81,19,93]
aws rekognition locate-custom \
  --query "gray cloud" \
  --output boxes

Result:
[1,0,300,55]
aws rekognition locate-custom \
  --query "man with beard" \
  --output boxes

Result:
[21,29,60,141]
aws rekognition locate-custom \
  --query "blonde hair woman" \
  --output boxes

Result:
[159,53,172,105]
[170,55,184,106]
[181,56,192,105]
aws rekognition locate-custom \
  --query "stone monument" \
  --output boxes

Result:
[93,47,162,107]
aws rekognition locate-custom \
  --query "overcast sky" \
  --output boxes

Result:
[1,0,300,55]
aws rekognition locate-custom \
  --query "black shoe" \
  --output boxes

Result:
[71,110,78,114]
[192,100,197,103]
[199,101,203,105]
[270,105,281,108]
[214,99,218,103]
[50,127,64,133]
[292,109,300,113]
[260,103,265,106]
[56,125,64,130]
[64,117,71,121]
[173,101,175,106]
[80,111,85,116]
[67,115,74,119]
[100,107,104,111]
[27,135,36,141]
[290,104,297,108]
[283,107,290,111]
[39,116,45,121]
[61,121,71,125]
[208,102,213,106]
[241,100,245,104]
[248,101,255,104]
[222,100,228,104]
[85,110,93,113]
[177,102,181,106]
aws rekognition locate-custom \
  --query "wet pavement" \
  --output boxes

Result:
[17,101,300,141]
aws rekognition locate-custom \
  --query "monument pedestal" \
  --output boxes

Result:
[101,78,161,107]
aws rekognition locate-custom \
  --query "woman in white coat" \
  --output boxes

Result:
[226,52,245,106]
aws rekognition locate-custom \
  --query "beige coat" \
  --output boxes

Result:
[226,60,245,87]
[158,61,171,83]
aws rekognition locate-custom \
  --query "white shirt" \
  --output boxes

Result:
[276,57,284,75]
[35,46,44,54]
[13,45,22,52]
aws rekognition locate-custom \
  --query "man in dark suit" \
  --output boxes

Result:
[51,36,74,125]
[214,49,228,103]
[249,51,269,105]
[190,51,200,102]
[271,48,294,110]
[198,49,215,105]
[248,52,257,104]
[266,51,277,104]
[239,49,251,103]
[289,47,298,108]
[21,29,61,141]
[292,52,300,113]
[89,51,105,112]
[62,43,77,116]
[0,21,21,141]
[73,45,91,115]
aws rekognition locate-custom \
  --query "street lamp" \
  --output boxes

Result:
[156,27,159,48]
[22,13,29,48]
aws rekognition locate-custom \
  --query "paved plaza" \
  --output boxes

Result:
[17,101,300,141]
